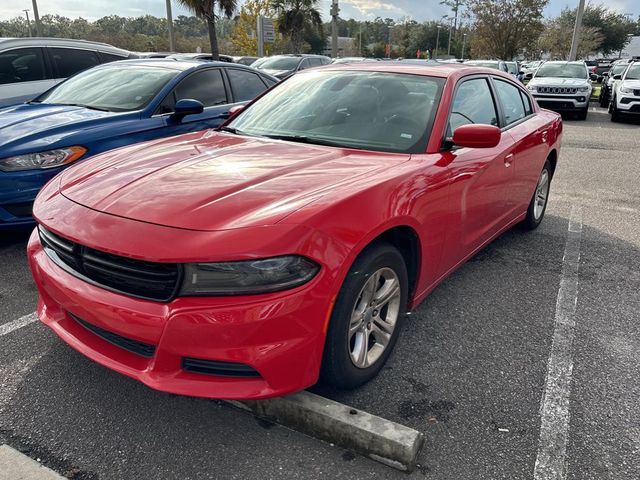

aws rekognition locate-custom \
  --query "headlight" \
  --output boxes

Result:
[527,85,537,92]
[620,86,634,94]
[180,255,320,296]
[0,146,86,172]
[577,86,590,92]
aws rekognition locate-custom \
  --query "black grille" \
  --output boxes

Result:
[538,86,578,94]
[39,226,181,302]
[634,89,640,97]
[70,313,156,358]
[2,201,33,218]
[182,358,261,377]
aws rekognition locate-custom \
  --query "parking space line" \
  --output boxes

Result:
[533,205,583,480]
[0,312,38,337]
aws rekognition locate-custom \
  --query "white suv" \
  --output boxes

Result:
[609,62,640,122]
[527,61,594,120]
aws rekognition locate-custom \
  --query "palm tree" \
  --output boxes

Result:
[177,0,237,60]
[272,0,323,53]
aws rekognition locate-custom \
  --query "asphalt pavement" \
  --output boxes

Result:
[1,106,639,479]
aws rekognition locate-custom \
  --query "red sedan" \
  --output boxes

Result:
[28,63,562,399]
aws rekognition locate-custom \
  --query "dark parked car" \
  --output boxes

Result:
[251,54,332,80]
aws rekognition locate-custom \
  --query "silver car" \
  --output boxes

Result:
[0,38,135,108]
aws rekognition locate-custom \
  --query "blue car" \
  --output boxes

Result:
[0,59,277,229]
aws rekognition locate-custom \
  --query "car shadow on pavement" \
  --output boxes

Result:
[2,213,640,479]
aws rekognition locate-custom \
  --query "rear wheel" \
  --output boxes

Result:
[521,161,551,230]
[320,243,408,389]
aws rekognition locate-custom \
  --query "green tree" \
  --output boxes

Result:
[538,8,603,59]
[176,0,238,59]
[466,0,549,60]
[581,4,635,56]
[272,0,323,53]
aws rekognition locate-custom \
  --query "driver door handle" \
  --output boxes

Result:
[504,153,514,167]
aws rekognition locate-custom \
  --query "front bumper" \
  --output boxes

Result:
[532,93,590,112]
[0,167,61,228]
[28,228,333,399]
[616,96,640,114]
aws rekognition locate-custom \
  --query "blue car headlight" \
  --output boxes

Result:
[0,146,86,172]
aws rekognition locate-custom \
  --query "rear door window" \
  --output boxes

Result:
[494,79,527,126]
[99,52,128,64]
[0,48,47,84]
[50,48,101,78]
[227,69,268,102]
[308,58,323,68]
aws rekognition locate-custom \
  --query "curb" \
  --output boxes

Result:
[0,445,65,480]
[228,391,424,472]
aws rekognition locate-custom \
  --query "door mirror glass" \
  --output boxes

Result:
[613,74,622,80]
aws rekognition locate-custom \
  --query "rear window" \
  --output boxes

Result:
[227,69,268,102]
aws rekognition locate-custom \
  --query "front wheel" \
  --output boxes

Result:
[521,161,551,230]
[320,243,408,389]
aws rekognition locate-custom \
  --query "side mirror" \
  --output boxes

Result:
[518,71,524,75]
[452,124,501,149]
[602,72,609,77]
[171,98,204,122]
[524,72,533,80]
[613,74,622,80]
[590,73,598,81]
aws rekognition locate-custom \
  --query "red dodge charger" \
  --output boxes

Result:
[28,63,562,399]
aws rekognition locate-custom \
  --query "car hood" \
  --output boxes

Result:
[530,77,590,87]
[0,103,119,153]
[621,79,640,90]
[58,131,409,231]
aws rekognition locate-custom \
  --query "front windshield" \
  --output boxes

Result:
[625,65,640,80]
[610,64,627,76]
[254,57,301,71]
[227,70,445,154]
[535,63,588,79]
[38,65,177,112]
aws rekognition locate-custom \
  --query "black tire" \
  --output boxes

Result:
[320,243,408,389]
[611,102,622,122]
[521,160,552,231]
[599,90,609,108]
[577,107,588,120]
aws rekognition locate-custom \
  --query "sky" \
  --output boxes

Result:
[1,0,639,24]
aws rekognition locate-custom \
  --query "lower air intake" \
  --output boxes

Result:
[182,358,261,378]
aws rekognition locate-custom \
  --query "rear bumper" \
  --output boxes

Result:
[28,229,333,399]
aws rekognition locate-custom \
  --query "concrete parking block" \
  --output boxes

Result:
[229,391,424,472]
[0,445,64,480]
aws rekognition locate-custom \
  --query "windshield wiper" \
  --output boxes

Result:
[218,126,240,134]
[262,134,343,148]
[55,103,112,112]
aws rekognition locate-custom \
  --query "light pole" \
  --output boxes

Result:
[446,17,453,56]
[568,0,586,61]
[331,0,339,58]
[435,25,442,59]
[31,0,42,36]
[23,9,32,37]
[387,25,392,59]
[461,33,467,61]
[165,0,175,52]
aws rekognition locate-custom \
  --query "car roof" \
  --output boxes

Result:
[0,37,130,56]
[89,58,270,73]
[543,61,586,65]
[312,61,516,81]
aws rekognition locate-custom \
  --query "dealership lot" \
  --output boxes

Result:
[1,107,639,479]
